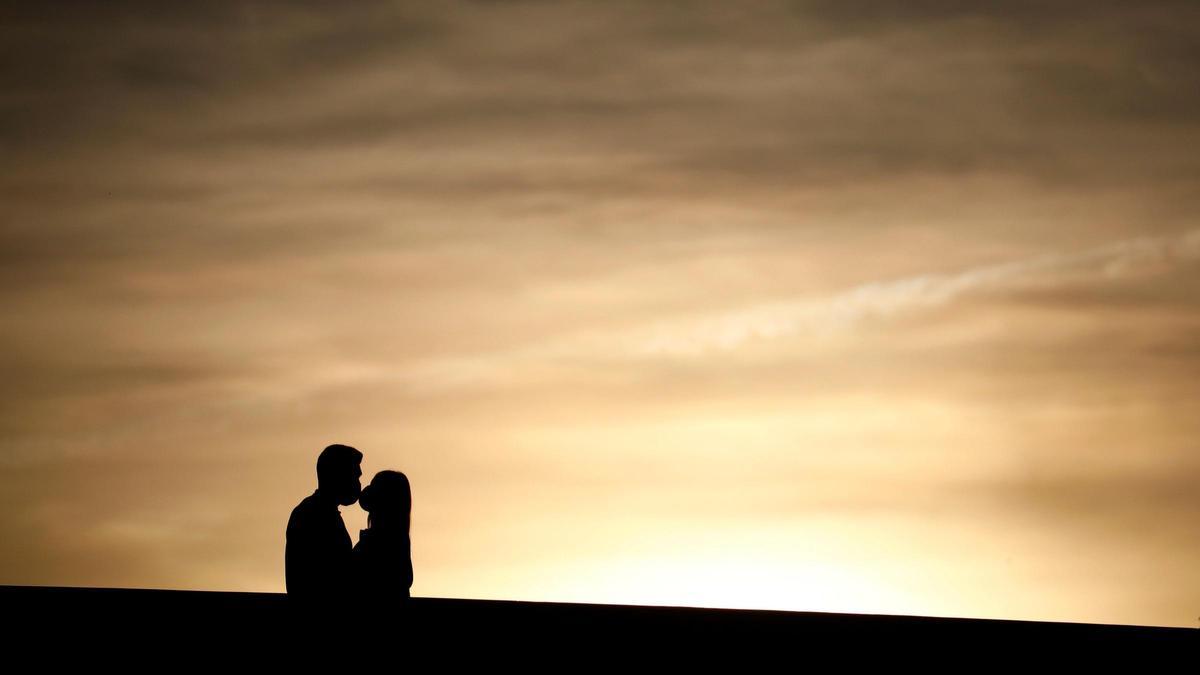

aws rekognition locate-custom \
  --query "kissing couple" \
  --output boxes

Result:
[285,444,413,611]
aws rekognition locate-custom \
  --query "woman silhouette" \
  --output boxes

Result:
[354,470,414,604]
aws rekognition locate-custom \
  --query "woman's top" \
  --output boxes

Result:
[354,527,413,601]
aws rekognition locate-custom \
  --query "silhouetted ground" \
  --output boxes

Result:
[2,585,1191,665]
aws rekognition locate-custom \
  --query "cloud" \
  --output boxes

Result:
[635,229,1200,356]
[2,1,1199,625]
[368,227,1200,394]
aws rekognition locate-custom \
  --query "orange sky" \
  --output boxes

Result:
[2,1,1198,627]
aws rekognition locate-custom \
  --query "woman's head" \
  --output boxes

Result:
[358,470,411,531]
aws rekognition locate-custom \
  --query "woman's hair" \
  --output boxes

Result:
[358,470,412,532]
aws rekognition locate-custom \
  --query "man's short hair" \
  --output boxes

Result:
[316,443,363,481]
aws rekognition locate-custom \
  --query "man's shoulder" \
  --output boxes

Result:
[293,493,323,512]
[287,493,329,532]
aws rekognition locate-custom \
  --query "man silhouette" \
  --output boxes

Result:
[286,443,363,608]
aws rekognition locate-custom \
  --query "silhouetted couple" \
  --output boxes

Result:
[285,444,413,613]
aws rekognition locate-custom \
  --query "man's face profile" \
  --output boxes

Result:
[335,463,363,506]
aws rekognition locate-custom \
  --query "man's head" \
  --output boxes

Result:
[316,444,363,506]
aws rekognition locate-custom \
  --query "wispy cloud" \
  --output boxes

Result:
[636,228,1200,356]
[373,228,1200,394]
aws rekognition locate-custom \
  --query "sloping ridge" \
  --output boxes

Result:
[2,585,1192,662]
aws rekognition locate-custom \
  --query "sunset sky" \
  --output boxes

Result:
[2,1,1198,627]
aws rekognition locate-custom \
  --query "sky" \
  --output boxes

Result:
[2,1,1198,627]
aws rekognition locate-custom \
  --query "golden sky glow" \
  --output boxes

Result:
[2,1,1199,627]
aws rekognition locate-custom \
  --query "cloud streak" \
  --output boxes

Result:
[636,228,1200,356]
[377,228,1200,395]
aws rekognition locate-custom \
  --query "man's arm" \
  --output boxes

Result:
[285,507,317,598]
